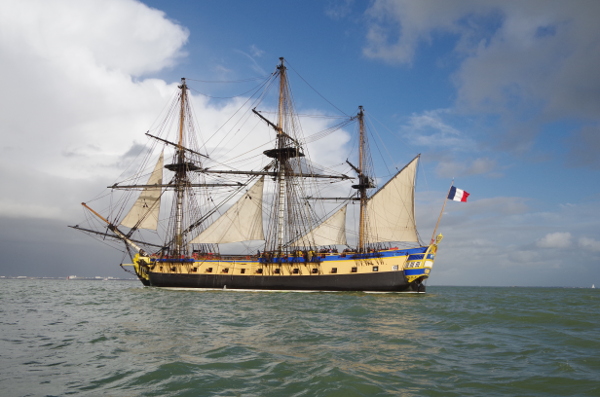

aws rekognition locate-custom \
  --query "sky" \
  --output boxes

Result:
[0,0,599,286]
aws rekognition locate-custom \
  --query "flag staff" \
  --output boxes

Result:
[431,180,454,244]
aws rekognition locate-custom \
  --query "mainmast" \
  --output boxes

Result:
[253,58,352,254]
[177,78,187,254]
[276,58,287,253]
[155,78,195,255]
[351,106,374,251]
[261,57,306,254]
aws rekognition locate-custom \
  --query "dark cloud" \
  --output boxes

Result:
[0,217,128,278]
[567,124,600,169]
[364,0,600,167]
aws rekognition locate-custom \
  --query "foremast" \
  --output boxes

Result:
[79,77,224,259]
[173,78,188,256]
[162,77,220,258]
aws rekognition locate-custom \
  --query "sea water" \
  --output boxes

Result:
[1,279,598,397]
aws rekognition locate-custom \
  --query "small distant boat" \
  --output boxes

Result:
[71,58,445,293]
[593,284,595,289]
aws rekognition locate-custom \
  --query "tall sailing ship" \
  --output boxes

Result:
[72,58,443,292]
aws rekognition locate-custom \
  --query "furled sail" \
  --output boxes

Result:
[364,155,419,243]
[190,177,265,244]
[290,205,347,247]
[120,151,164,230]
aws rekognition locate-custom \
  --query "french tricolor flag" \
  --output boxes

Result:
[448,186,470,202]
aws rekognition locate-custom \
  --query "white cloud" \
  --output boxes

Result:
[401,109,476,149]
[579,237,600,252]
[397,108,503,178]
[536,232,572,248]
[249,45,265,58]
[435,157,498,178]
[233,47,268,75]
[1,0,188,76]
[0,0,352,223]
[363,0,600,162]
[325,0,355,20]
[0,200,61,220]
[363,0,476,64]
[0,0,189,180]
[419,196,600,286]
[453,2,600,121]
[0,0,195,221]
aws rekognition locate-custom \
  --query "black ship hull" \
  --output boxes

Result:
[145,271,425,292]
